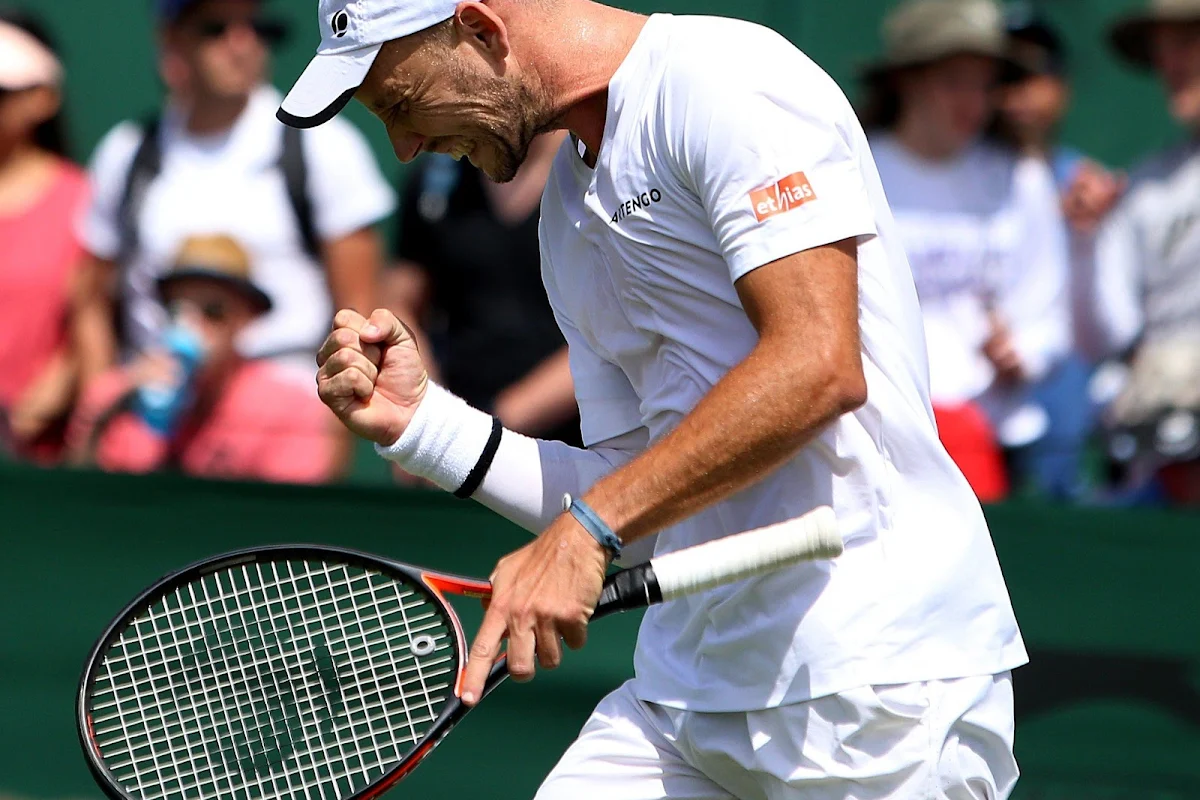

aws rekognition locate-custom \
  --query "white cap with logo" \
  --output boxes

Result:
[278,0,459,129]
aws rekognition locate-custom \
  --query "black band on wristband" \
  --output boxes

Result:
[454,416,503,499]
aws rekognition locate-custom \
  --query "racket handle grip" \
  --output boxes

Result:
[651,505,842,602]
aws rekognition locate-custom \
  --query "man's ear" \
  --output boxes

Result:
[454,1,511,67]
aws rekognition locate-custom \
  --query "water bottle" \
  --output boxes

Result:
[133,324,208,436]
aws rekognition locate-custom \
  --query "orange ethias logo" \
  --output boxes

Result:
[749,172,816,222]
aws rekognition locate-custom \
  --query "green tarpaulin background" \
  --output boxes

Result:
[2,464,1197,799]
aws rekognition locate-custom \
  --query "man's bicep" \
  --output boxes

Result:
[735,239,862,357]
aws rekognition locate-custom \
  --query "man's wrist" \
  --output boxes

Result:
[562,493,623,562]
[375,378,428,447]
[375,382,499,494]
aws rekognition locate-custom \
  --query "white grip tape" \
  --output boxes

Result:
[650,506,842,601]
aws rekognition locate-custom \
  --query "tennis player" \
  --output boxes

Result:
[282,0,1029,796]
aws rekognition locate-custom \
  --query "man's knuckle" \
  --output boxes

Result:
[509,661,535,680]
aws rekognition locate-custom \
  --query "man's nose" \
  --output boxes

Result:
[391,131,427,163]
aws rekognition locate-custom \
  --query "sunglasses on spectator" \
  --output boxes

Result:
[169,298,230,323]
[192,17,287,44]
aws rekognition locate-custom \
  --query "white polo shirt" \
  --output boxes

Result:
[81,85,395,369]
[540,14,1027,711]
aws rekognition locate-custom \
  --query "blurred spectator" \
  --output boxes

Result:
[861,0,1071,502]
[0,10,89,464]
[997,7,1125,500]
[1092,0,1200,505]
[73,0,393,390]
[1003,6,1126,340]
[387,132,581,447]
[68,235,339,484]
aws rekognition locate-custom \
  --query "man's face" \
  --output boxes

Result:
[355,27,547,183]
[166,0,275,101]
[1001,72,1069,145]
[162,278,259,374]
[900,54,1001,154]
[1152,22,1200,127]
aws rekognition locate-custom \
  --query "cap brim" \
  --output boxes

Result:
[1110,11,1200,70]
[277,44,382,129]
[858,45,1031,85]
[157,270,273,313]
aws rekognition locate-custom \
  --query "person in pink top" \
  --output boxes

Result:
[68,234,339,484]
[0,11,90,463]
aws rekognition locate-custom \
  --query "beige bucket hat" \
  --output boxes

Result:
[156,235,273,313]
[862,0,1031,82]
[1109,0,1200,69]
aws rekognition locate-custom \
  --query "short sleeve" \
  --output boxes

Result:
[667,64,877,282]
[77,122,145,260]
[304,117,396,240]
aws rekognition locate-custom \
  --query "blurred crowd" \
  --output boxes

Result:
[2,0,1200,508]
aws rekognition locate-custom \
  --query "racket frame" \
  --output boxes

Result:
[77,544,503,800]
[78,505,840,800]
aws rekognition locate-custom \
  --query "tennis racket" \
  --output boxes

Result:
[77,506,841,800]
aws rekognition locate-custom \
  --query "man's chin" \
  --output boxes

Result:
[469,148,520,184]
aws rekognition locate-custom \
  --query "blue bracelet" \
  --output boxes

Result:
[562,493,623,559]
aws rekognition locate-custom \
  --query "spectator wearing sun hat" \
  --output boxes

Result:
[860,0,1072,502]
[68,234,341,484]
[1088,0,1200,504]
[73,0,394,394]
[990,6,1126,500]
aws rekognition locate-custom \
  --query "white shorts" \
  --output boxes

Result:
[536,672,1017,800]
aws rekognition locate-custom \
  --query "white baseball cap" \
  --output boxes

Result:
[278,0,459,129]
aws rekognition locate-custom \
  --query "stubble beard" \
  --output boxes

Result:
[471,78,556,183]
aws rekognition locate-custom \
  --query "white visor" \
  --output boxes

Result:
[0,21,63,92]
[278,44,382,129]
[278,0,459,129]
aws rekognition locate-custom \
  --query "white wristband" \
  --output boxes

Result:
[374,382,496,493]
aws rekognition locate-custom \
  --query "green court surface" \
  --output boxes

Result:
[1,464,1198,799]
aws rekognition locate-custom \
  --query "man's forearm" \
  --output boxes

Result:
[583,336,866,545]
[375,382,641,532]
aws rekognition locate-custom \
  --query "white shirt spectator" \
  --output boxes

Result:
[1092,140,1200,357]
[81,85,395,372]
[537,14,1027,711]
[871,134,1071,440]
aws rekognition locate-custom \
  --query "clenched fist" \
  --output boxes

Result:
[316,308,429,446]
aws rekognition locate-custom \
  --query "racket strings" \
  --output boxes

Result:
[88,559,458,800]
